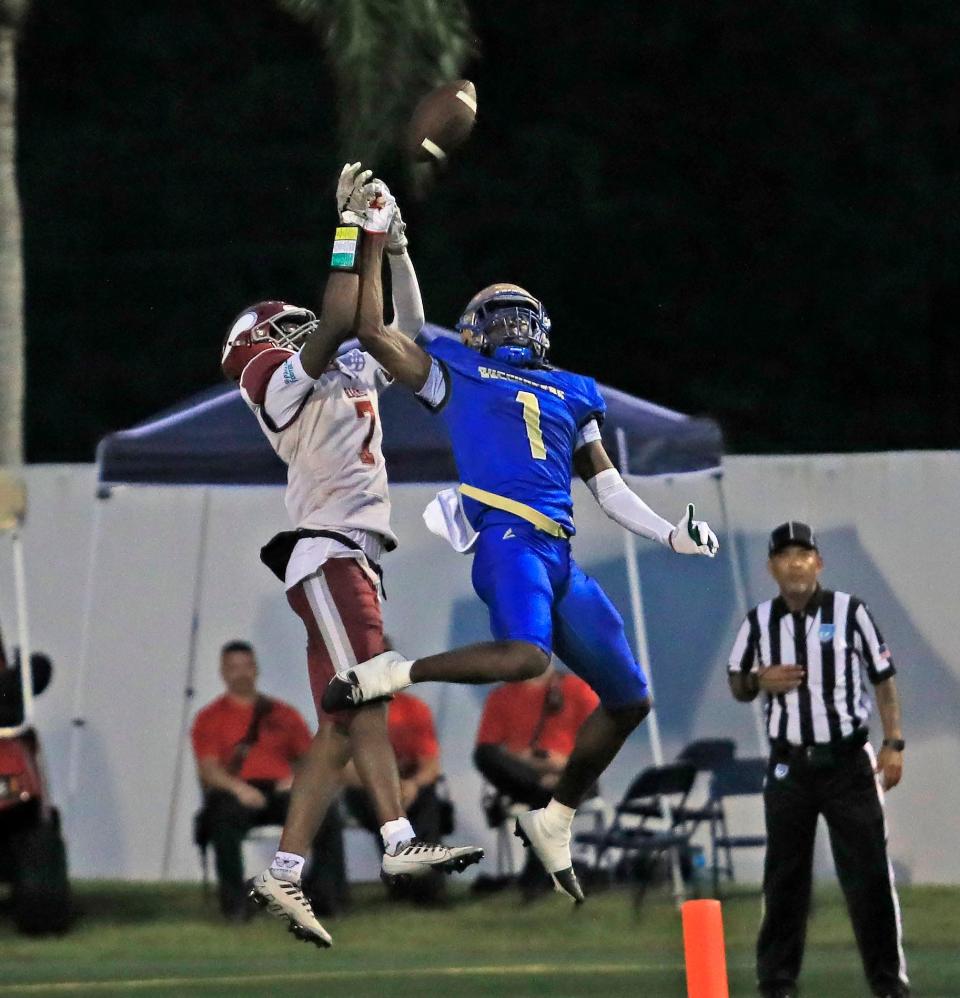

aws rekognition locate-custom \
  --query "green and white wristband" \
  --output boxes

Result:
[330,224,362,271]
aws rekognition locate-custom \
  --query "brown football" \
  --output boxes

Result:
[405,79,477,164]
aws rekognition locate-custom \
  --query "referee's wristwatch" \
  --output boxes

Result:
[882,737,906,751]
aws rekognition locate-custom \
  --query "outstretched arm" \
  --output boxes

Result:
[574,438,719,555]
[299,270,359,379]
[385,204,425,339]
[357,232,432,390]
[295,161,382,379]
[386,250,425,339]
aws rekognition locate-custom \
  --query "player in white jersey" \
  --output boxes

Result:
[219,165,481,947]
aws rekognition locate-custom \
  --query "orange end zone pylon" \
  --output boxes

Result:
[682,899,730,998]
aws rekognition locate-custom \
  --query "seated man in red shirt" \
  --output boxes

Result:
[342,687,448,903]
[191,640,345,920]
[474,661,598,897]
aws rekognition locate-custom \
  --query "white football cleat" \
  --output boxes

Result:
[248,869,333,948]
[515,809,585,904]
[321,650,410,712]
[381,839,484,884]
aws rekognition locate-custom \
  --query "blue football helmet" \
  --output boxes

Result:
[456,283,551,366]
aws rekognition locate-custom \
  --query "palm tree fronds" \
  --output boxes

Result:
[276,0,474,165]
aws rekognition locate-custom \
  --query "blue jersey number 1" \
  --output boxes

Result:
[516,391,547,460]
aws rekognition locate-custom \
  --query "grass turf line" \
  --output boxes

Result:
[0,882,957,997]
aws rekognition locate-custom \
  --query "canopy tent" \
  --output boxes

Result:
[76,325,739,886]
[96,326,723,486]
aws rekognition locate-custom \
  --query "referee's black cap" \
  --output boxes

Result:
[768,521,818,556]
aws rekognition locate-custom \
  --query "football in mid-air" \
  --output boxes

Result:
[405,79,477,164]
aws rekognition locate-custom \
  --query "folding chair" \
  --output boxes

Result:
[677,738,736,772]
[194,798,282,898]
[480,788,528,879]
[574,762,696,904]
[671,738,737,868]
[708,757,767,895]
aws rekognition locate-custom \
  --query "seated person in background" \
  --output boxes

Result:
[191,640,346,921]
[342,671,448,904]
[0,621,53,727]
[474,661,599,897]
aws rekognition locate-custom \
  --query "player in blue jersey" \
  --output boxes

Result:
[323,200,719,902]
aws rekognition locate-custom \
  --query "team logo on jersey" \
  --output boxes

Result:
[774,763,789,780]
[819,623,836,642]
[502,528,516,540]
[337,348,366,374]
[282,360,298,385]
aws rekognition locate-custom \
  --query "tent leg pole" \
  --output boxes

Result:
[616,430,684,905]
[714,473,767,756]
[68,491,108,800]
[160,487,211,880]
[621,525,684,906]
[11,527,33,724]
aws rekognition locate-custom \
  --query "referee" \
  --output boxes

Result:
[728,521,908,998]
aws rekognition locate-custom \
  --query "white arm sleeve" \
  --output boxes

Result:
[585,468,674,547]
[387,251,425,339]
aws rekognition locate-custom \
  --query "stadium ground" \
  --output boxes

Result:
[0,882,957,997]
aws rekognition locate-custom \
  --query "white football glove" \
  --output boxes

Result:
[669,503,719,557]
[355,178,397,233]
[336,161,373,222]
[387,203,408,254]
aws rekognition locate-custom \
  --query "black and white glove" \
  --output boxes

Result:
[669,504,719,557]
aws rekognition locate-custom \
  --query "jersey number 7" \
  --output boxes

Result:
[354,400,377,465]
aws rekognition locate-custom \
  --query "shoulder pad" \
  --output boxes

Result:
[239,348,294,405]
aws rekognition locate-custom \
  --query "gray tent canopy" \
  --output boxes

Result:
[96,326,722,487]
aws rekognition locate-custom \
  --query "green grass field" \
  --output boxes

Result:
[0,881,957,997]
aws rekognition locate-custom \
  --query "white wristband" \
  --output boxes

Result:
[576,418,602,450]
[416,357,448,408]
[586,468,674,546]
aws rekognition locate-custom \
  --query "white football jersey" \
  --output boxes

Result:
[240,346,397,549]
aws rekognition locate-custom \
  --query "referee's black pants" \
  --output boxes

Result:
[757,742,908,997]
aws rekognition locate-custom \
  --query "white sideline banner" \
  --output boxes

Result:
[0,453,957,884]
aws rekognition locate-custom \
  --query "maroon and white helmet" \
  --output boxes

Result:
[221,301,317,381]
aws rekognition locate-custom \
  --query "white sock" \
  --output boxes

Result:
[542,799,576,834]
[380,817,416,854]
[270,850,305,883]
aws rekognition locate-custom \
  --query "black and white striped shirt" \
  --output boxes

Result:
[728,588,896,746]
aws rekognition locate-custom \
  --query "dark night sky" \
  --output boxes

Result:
[15,0,960,461]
